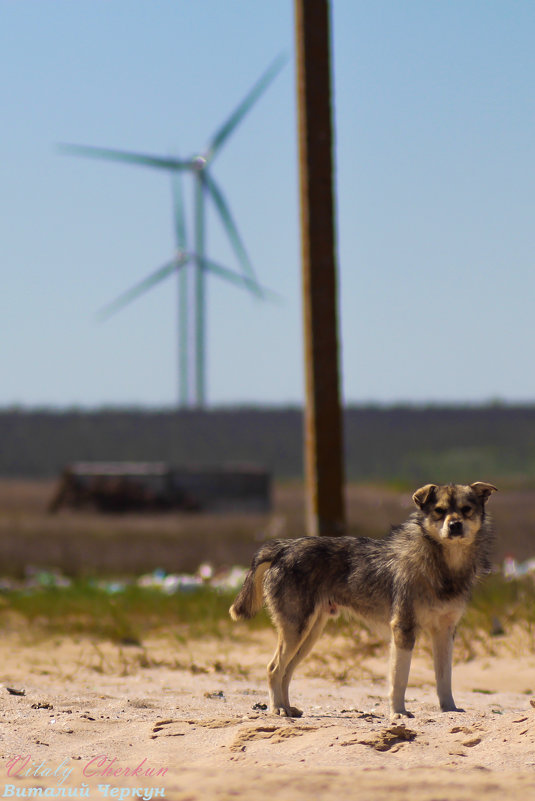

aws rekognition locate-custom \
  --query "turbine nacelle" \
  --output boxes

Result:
[191,155,207,172]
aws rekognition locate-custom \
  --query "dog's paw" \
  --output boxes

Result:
[391,710,414,720]
[271,705,303,718]
[287,706,303,718]
[440,703,464,713]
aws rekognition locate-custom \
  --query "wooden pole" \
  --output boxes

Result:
[295,0,345,536]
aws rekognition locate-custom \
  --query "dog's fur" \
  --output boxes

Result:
[230,482,497,718]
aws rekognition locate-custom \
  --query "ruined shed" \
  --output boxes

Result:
[49,462,271,514]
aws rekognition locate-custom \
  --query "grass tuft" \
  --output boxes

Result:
[0,581,271,643]
[1,572,535,654]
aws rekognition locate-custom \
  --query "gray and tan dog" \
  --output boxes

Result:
[230,482,497,718]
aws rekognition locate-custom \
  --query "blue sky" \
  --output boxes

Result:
[2,1,534,408]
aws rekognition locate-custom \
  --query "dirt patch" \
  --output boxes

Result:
[1,630,534,800]
[342,723,417,751]
[229,723,318,752]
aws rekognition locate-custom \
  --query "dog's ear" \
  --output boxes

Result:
[470,482,498,503]
[412,484,437,509]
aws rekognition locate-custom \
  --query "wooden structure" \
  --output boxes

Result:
[49,462,271,514]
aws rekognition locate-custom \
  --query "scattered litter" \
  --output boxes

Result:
[503,555,535,579]
[6,687,25,696]
[210,566,248,592]
[7,555,535,596]
[138,570,203,594]
[31,702,53,710]
[0,578,18,591]
[24,567,72,590]
[98,581,126,594]
[198,563,214,581]
[137,565,246,594]
[204,690,225,700]
[252,702,268,711]
[0,563,248,597]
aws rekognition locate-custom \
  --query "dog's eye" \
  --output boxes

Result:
[434,507,446,517]
[461,505,473,516]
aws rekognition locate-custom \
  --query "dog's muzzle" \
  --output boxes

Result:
[448,520,464,538]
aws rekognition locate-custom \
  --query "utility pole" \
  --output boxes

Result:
[295,0,345,537]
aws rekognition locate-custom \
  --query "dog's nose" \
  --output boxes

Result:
[448,520,463,537]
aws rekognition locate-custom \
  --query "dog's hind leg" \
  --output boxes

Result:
[267,627,304,717]
[267,611,323,718]
[279,611,328,717]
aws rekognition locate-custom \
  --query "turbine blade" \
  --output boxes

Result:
[97,259,181,320]
[203,171,258,287]
[205,53,287,160]
[199,255,280,302]
[58,143,190,172]
[171,172,187,249]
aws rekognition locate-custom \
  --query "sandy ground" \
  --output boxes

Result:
[1,628,535,800]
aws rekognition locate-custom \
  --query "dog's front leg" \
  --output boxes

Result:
[389,617,415,718]
[431,623,462,712]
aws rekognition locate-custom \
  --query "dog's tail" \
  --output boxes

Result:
[229,541,283,621]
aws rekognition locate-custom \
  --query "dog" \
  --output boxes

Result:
[230,482,497,718]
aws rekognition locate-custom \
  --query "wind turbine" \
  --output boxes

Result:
[59,55,286,408]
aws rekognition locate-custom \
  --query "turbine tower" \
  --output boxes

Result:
[60,55,285,408]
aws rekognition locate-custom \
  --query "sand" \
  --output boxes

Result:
[1,628,534,800]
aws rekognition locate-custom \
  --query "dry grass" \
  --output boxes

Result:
[1,570,534,661]
[1,479,535,656]
[0,479,533,576]
[0,480,438,577]
[0,582,247,644]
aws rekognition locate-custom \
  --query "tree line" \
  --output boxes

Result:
[2,404,535,484]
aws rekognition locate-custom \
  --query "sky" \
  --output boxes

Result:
[1,0,534,409]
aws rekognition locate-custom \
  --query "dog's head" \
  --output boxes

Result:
[412,482,497,546]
